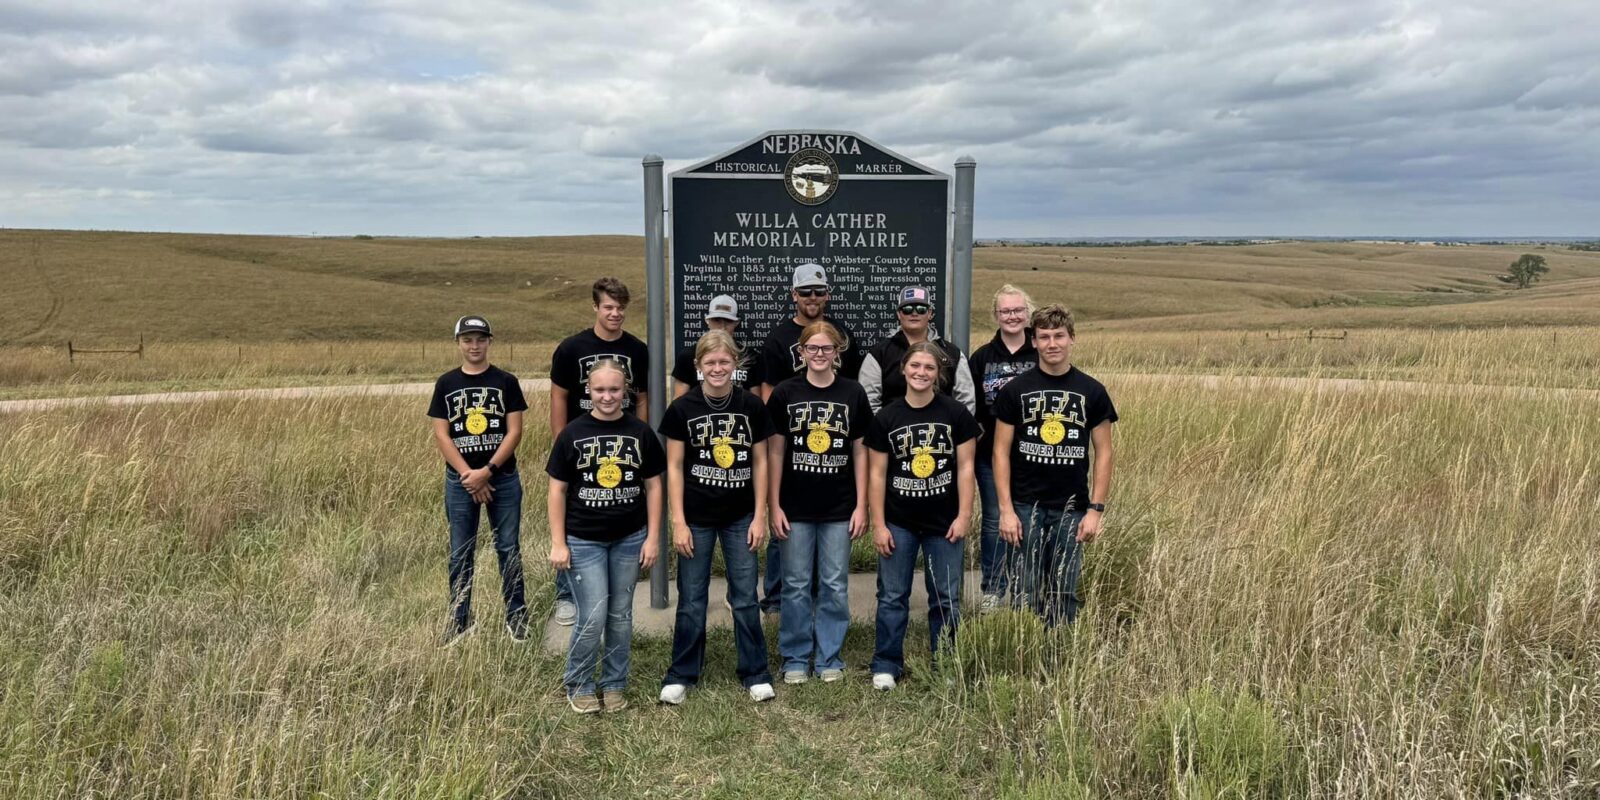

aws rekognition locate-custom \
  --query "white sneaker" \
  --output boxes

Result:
[980,593,1001,613]
[554,600,577,627]
[820,668,844,683]
[782,670,808,685]
[658,684,687,705]
[872,673,896,691]
[748,683,776,702]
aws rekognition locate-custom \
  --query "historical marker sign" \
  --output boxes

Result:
[670,130,950,363]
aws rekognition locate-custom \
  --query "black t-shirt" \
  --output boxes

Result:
[671,343,765,392]
[426,365,529,471]
[766,375,873,522]
[658,387,774,526]
[867,394,981,533]
[968,329,1039,462]
[759,314,861,387]
[991,366,1118,510]
[545,414,667,542]
[550,329,651,423]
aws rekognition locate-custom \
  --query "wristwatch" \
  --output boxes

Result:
[1086,502,1106,513]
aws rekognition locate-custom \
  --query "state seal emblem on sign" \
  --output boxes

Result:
[784,148,839,205]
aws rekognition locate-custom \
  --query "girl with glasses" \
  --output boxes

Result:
[765,321,873,685]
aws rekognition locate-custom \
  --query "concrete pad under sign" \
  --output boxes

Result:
[541,569,987,653]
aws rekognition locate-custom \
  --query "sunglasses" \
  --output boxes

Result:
[795,287,829,298]
[898,304,931,315]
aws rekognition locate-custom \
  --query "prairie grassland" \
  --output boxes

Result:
[5,325,1597,401]
[7,230,1600,349]
[0,340,557,400]
[2,379,1595,797]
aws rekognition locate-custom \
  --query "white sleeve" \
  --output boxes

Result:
[860,353,884,412]
[954,355,977,416]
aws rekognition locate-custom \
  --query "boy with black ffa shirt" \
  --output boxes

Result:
[991,304,1117,627]
[427,315,530,647]
[672,295,764,396]
[547,276,651,625]
[550,276,651,426]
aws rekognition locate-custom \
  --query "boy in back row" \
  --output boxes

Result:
[546,277,651,626]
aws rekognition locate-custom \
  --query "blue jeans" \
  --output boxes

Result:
[663,514,772,688]
[760,539,782,611]
[444,468,526,625]
[1014,501,1086,627]
[555,568,574,605]
[871,522,965,679]
[975,459,1015,596]
[563,529,646,698]
[779,519,852,674]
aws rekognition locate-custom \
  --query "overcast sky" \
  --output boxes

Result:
[2,0,1596,237]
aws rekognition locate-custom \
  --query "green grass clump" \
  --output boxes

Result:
[1134,686,1299,798]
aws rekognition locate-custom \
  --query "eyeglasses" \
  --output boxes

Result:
[795,287,829,298]
[898,304,931,315]
[801,344,838,356]
[996,307,1029,318]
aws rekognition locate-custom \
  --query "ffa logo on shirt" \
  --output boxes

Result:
[444,387,508,451]
[687,413,754,467]
[889,423,955,486]
[785,401,851,472]
[1020,390,1086,444]
[574,435,644,489]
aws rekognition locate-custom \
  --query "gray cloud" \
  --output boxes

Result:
[0,0,1595,236]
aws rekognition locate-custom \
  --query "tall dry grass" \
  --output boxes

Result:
[1,378,1595,796]
[3,326,1595,402]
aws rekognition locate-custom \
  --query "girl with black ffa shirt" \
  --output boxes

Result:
[866,342,980,691]
[658,331,777,705]
[766,321,872,685]
[546,359,665,714]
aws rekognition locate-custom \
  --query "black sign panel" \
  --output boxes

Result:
[670,130,949,369]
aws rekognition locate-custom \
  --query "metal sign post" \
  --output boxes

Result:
[642,154,669,609]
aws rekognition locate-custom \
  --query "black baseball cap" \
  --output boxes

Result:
[453,315,493,337]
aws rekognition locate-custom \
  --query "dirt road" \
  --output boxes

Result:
[1,373,1596,415]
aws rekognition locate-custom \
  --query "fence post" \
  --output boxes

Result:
[67,341,73,363]
[138,334,144,359]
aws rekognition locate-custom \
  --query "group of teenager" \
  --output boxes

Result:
[426,264,1117,715]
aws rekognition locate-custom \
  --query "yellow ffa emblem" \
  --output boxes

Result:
[910,447,936,479]
[1040,414,1066,445]
[806,424,832,454]
[465,408,489,435]
[596,457,622,489]
[712,438,737,469]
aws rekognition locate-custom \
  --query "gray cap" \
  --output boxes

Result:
[705,294,739,321]
[791,262,828,289]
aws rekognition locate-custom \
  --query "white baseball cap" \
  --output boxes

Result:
[706,294,739,321]
[791,262,828,289]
